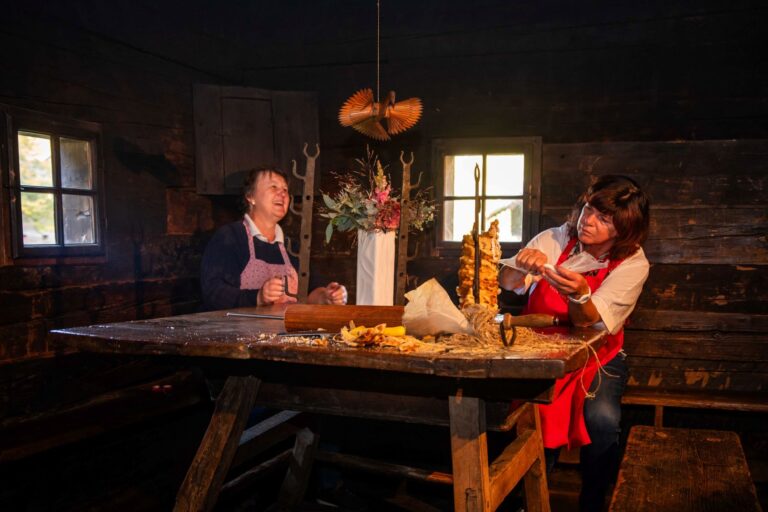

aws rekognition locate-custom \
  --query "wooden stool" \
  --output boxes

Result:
[609,425,761,511]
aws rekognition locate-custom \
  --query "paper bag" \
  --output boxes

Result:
[499,249,608,275]
[403,278,472,336]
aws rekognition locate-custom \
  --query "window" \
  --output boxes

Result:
[433,137,541,252]
[1,105,105,263]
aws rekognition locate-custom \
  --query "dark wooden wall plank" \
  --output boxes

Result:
[0,2,765,509]
[639,264,768,313]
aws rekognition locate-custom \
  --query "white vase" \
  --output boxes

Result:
[355,229,396,305]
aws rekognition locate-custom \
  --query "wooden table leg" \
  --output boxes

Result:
[174,375,261,512]
[449,396,551,512]
[449,393,492,511]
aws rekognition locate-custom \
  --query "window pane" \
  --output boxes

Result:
[18,132,53,186]
[61,138,93,190]
[443,199,477,242]
[63,194,95,245]
[486,154,524,196]
[444,155,482,197]
[21,192,57,245]
[486,199,523,242]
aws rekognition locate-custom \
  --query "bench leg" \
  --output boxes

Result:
[654,405,664,427]
[174,375,261,512]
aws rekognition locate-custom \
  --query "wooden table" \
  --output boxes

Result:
[52,305,606,512]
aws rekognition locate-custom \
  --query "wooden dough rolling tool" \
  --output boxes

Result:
[284,304,404,333]
[499,313,560,346]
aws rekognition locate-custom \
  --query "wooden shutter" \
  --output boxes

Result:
[194,84,318,195]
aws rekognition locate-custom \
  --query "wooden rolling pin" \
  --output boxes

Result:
[283,304,405,332]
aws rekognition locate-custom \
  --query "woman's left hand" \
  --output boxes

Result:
[324,282,348,305]
[542,265,590,299]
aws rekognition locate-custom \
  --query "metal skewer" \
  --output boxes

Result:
[472,163,481,304]
[225,312,284,320]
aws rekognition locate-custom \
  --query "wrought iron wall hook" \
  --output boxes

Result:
[409,171,422,192]
[395,150,417,305]
[284,235,300,258]
[399,151,422,192]
[288,161,303,216]
[289,142,319,301]
[303,142,320,160]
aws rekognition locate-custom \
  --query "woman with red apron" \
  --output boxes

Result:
[501,175,651,511]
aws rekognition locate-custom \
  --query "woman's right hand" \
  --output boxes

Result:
[499,266,526,290]
[258,276,286,305]
[515,248,548,275]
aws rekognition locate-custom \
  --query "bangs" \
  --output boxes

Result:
[586,192,617,216]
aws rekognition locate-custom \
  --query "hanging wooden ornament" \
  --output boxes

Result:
[338,1,422,141]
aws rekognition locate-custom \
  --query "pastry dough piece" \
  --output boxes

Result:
[457,220,501,308]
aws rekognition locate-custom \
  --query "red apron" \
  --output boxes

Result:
[523,238,623,449]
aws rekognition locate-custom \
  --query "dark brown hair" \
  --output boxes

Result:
[240,166,290,213]
[567,175,650,260]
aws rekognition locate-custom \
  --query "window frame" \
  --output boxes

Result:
[0,104,106,264]
[432,137,542,255]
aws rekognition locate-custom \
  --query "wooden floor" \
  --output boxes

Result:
[548,466,584,512]
[2,409,765,511]
[221,460,587,511]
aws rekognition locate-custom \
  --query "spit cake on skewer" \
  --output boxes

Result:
[456,219,501,309]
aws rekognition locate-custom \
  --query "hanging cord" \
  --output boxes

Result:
[376,0,381,103]
[579,341,619,399]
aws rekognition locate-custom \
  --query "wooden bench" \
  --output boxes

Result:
[621,387,768,428]
[0,367,208,462]
[609,425,761,511]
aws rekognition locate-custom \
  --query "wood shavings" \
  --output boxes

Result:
[279,335,329,347]
[436,304,575,355]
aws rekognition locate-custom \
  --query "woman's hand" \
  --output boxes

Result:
[323,282,348,305]
[258,276,296,305]
[515,248,549,275]
[499,266,526,290]
[544,265,602,327]
[307,282,348,305]
[542,265,590,299]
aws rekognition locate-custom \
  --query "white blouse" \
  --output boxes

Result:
[502,223,650,335]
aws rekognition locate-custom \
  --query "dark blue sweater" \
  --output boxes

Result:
[200,220,302,311]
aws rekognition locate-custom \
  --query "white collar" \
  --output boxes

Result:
[575,241,609,262]
[244,214,284,244]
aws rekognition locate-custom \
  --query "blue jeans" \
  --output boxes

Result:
[580,351,628,511]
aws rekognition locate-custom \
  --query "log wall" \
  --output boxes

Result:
[540,141,768,393]
[0,1,766,509]
[0,5,227,508]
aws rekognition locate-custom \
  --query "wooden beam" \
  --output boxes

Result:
[488,429,538,510]
[174,376,260,512]
[277,427,319,510]
[316,450,453,485]
[232,410,302,468]
[516,404,550,512]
